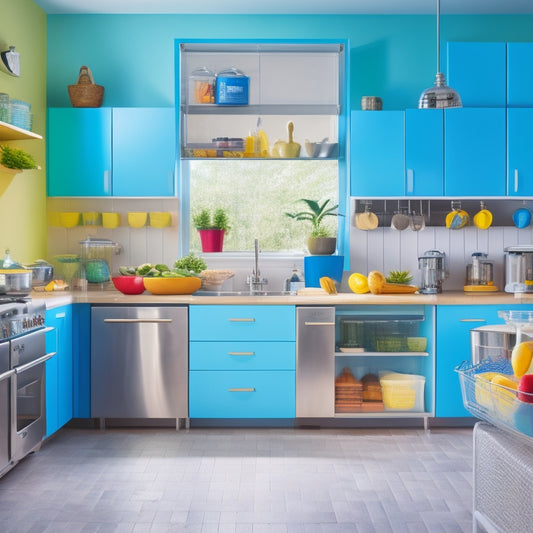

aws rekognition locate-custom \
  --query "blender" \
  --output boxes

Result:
[418,250,447,294]
[464,252,497,292]
[78,237,121,290]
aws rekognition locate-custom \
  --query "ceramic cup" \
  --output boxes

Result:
[473,208,493,230]
[513,207,532,229]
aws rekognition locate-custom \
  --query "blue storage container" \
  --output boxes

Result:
[216,68,249,105]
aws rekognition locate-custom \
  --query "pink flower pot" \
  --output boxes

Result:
[198,229,225,252]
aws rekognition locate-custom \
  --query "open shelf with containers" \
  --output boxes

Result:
[334,305,435,428]
[177,41,345,160]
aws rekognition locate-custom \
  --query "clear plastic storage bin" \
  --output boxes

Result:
[379,371,425,412]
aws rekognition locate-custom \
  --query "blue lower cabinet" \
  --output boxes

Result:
[45,305,73,437]
[73,304,91,418]
[189,370,296,418]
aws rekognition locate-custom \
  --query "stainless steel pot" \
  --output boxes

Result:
[469,324,533,364]
[0,269,32,296]
[25,260,53,287]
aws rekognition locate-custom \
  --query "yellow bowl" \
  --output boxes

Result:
[143,276,201,295]
[59,212,80,228]
[149,212,171,228]
[102,212,121,229]
[128,212,148,228]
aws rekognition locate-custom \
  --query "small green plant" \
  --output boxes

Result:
[285,198,339,238]
[385,270,414,284]
[174,253,207,274]
[192,208,230,232]
[0,145,38,170]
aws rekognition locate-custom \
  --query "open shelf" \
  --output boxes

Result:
[0,121,42,141]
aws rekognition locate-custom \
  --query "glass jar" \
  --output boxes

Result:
[189,67,215,104]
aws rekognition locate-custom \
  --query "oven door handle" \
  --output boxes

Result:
[0,368,14,382]
[14,351,56,374]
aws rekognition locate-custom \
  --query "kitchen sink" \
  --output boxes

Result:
[194,290,296,297]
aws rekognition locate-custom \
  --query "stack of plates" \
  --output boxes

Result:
[9,99,32,130]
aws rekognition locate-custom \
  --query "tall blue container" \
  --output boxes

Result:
[304,255,344,287]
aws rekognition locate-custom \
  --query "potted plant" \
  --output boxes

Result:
[285,198,339,255]
[193,207,230,252]
[0,145,39,174]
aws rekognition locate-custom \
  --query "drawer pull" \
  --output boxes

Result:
[459,319,487,323]
[304,321,335,326]
[228,318,255,322]
[228,387,255,392]
[228,352,255,356]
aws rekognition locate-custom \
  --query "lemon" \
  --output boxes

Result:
[348,272,369,294]
[319,276,337,294]
[511,341,533,377]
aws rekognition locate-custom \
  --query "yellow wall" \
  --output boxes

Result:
[0,0,46,265]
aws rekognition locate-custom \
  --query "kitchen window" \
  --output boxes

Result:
[184,159,338,254]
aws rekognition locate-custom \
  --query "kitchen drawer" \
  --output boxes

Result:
[189,370,295,418]
[190,341,295,371]
[189,305,295,341]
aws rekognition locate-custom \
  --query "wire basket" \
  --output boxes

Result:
[456,358,533,444]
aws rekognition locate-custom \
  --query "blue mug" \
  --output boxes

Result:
[513,207,532,229]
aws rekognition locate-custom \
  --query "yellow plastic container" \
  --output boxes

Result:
[59,212,80,228]
[149,212,171,228]
[128,212,147,228]
[379,372,425,412]
[102,212,121,229]
[82,212,101,226]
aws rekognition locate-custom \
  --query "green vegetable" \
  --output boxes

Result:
[119,266,137,276]
[174,253,207,274]
[136,263,155,276]
[155,264,170,273]
[0,145,38,170]
[385,270,413,284]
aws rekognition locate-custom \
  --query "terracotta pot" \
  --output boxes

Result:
[198,229,225,252]
[307,236,336,255]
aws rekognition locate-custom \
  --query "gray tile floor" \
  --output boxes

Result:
[0,426,473,533]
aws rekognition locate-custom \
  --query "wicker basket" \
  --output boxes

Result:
[68,65,104,108]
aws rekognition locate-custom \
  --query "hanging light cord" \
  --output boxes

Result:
[436,0,441,74]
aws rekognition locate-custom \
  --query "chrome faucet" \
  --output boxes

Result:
[247,238,268,292]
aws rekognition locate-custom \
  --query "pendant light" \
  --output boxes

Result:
[418,0,462,109]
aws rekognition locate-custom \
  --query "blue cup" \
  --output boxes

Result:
[304,255,344,288]
[513,207,532,229]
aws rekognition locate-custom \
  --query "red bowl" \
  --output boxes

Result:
[112,275,145,295]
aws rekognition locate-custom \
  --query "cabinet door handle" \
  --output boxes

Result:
[228,352,255,356]
[228,318,255,322]
[515,169,519,193]
[104,170,111,195]
[304,321,335,326]
[228,388,255,392]
[459,319,487,323]
[55,312,66,319]
[407,168,414,194]
[103,318,173,323]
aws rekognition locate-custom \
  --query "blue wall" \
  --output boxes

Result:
[47,14,533,110]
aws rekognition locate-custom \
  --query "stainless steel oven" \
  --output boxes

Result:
[10,328,54,463]
[0,339,13,475]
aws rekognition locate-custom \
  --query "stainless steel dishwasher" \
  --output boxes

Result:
[91,306,188,427]
[296,307,335,418]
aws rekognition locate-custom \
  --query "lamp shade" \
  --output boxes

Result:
[418,72,462,109]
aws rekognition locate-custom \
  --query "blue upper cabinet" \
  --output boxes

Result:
[48,108,112,196]
[447,42,506,107]
[350,110,405,196]
[405,109,444,196]
[507,108,533,196]
[444,108,506,196]
[507,43,533,107]
[48,107,176,197]
[112,108,175,196]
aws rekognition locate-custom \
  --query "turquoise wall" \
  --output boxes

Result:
[46,14,533,110]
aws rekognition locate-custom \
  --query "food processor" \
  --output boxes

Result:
[464,252,497,292]
[417,250,447,294]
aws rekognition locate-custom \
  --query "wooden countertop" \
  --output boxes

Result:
[33,289,533,308]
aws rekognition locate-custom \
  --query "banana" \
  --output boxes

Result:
[319,276,337,295]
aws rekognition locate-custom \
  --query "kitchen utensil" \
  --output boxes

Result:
[0,251,31,295]
[149,212,171,228]
[278,121,301,158]
[473,202,493,230]
[25,259,54,287]
[102,212,121,229]
[355,203,378,231]
[305,137,328,157]
[143,276,201,295]
[112,275,145,295]
[128,212,148,228]
[361,96,383,110]
[0,46,20,77]
[445,208,469,229]
[82,211,101,226]
[59,212,80,228]
[464,252,497,292]
[504,245,533,293]
[409,211,425,232]
[513,207,532,229]
[418,250,447,294]
[391,210,409,231]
